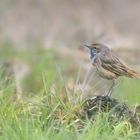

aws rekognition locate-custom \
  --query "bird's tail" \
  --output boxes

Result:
[127,69,140,78]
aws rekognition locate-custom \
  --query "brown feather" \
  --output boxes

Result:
[127,69,140,78]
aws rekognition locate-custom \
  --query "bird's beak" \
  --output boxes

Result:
[84,45,91,49]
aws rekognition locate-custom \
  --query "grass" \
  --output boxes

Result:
[114,78,140,106]
[0,44,139,140]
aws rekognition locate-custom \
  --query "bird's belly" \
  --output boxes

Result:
[96,66,117,80]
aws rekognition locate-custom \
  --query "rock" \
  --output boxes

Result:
[81,95,140,127]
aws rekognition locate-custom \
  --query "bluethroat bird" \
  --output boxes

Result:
[85,43,140,96]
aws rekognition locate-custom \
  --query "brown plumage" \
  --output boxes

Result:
[127,69,140,78]
[85,43,140,96]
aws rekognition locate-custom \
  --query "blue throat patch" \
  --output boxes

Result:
[89,48,95,64]
[90,48,94,61]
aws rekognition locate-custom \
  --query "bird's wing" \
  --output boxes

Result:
[98,53,129,76]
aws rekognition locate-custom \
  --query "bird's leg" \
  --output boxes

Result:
[106,80,116,96]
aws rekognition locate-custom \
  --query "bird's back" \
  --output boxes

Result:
[94,49,140,79]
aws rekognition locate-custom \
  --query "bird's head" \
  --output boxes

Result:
[85,43,109,54]
[85,43,110,61]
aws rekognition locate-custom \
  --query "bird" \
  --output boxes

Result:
[85,43,140,96]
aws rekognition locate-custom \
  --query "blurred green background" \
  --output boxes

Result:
[0,0,139,104]
[0,1,140,139]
